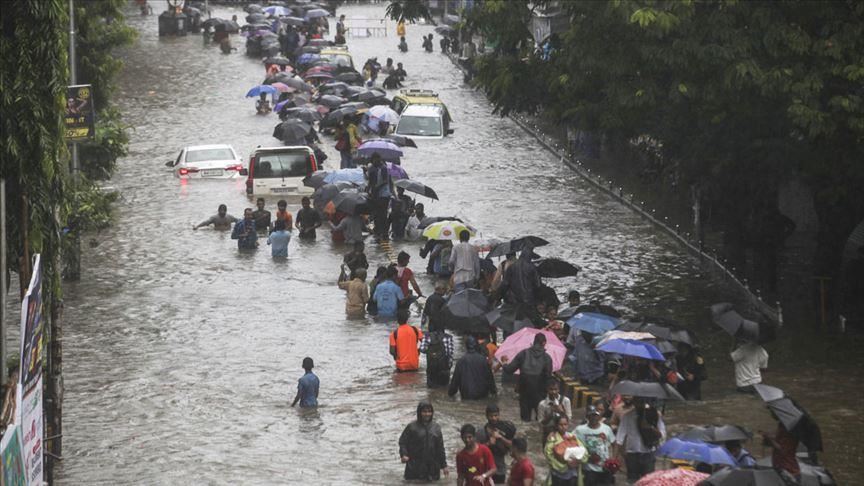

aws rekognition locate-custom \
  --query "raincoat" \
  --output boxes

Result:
[448,338,497,400]
[501,250,541,306]
[399,401,447,480]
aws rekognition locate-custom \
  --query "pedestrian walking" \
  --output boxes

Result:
[507,437,535,486]
[475,404,517,485]
[230,208,258,250]
[419,325,454,387]
[448,337,497,400]
[338,268,369,318]
[295,196,322,239]
[290,357,319,408]
[538,381,572,440]
[614,399,665,481]
[389,308,422,371]
[395,251,424,298]
[343,241,369,279]
[374,267,405,319]
[193,204,237,230]
[730,339,768,393]
[501,333,553,422]
[544,415,587,486]
[252,197,272,232]
[367,154,393,240]
[421,280,448,331]
[450,230,480,291]
[456,424,497,486]
[575,406,615,486]
[267,219,291,257]
[399,401,449,481]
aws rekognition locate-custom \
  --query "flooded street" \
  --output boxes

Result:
[55,4,861,484]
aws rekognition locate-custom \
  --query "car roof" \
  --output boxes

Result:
[320,48,352,57]
[401,105,444,116]
[397,89,443,105]
[252,146,313,154]
[184,144,235,151]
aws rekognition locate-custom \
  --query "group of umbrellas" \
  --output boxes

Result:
[243,2,330,24]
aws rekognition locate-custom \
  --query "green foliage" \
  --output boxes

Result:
[79,107,132,180]
[385,1,432,24]
[68,179,119,232]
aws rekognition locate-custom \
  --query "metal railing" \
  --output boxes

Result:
[346,17,387,37]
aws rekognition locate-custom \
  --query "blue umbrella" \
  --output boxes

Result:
[657,438,738,466]
[596,338,664,360]
[567,312,619,335]
[357,139,403,161]
[245,85,277,97]
[297,53,321,65]
[323,168,366,185]
[263,5,292,16]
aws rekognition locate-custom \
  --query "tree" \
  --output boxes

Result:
[385,0,432,24]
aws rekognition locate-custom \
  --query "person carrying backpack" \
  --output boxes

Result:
[389,309,423,372]
[419,327,454,387]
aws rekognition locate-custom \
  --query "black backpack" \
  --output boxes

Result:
[426,332,450,368]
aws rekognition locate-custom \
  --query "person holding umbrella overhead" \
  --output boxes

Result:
[501,333,553,422]
[730,338,768,393]
[613,397,666,482]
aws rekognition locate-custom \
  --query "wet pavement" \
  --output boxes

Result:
[54,3,861,484]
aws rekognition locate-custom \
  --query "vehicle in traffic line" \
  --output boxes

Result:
[166,144,244,179]
[394,104,453,139]
[391,89,452,122]
[241,146,319,197]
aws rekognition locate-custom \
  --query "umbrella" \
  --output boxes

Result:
[634,469,709,486]
[536,258,581,278]
[263,5,292,16]
[445,289,490,318]
[701,467,790,486]
[305,65,336,76]
[394,179,438,200]
[383,134,418,148]
[270,82,296,93]
[368,105,401,124]
[418,216,463,229]
[246,13,267,23]
[324,105,367,125]
[609,380,685,401]
[264,71,295,85]
[281,16,306,26]
[754,384,819,442]
[319,81,350,95]
[484,305,532,334]
[323,168,366,186]
[244,4,264,13]
[558,304,621,320]
[297,53,321,65]
[596,330,656,347]
[263,56,292,66]
[678,425,752,443]
[435,25,455,35]
[488,236,550,258]
[245,84,277,97]
[296,45,323,55]
[711,303,760,342]
[495,327,568,372]
[386,162,409,180]
[279,106,322,123]
[273,119,312,143]
[281,77,313,93]
[656,438,738,466]
[422,220,475,241]
[335,72,366,85]
[567,312,619,335]
[357,140,403,161]
[304,72,335,81]
[350,88,387,102]
[332,191,370,215]
[313,182,356,208]
[316,94,347,108]
[304,8,329,19]
[597,338,665,360]
[303,170,330,189]
[640,321,696,347]
[755,457,837,486]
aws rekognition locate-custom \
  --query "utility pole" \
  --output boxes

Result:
[1,179,7,389]
[68,0,81,280]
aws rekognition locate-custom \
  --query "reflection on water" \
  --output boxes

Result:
[55,4,859,484]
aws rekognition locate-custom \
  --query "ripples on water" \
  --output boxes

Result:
[54,4,860,484]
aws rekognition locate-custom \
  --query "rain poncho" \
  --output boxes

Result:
[448,338,497,400]
[501,250,541,306]
[398,401,447,480]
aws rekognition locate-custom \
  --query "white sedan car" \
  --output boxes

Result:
[166,144,243,179]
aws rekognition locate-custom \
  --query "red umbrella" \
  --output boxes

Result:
[634,469,709,486]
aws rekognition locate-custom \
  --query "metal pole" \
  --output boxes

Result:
[1,179,7,388]
[68,0,81,280]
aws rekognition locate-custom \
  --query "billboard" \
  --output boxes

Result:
[64,84,96,141]
[1,424,27,486]
[18,254,43,485]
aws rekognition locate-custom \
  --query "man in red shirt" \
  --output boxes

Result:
[389,309,423,371]
[457,424,497,486]
[508,437,535,486]
[761,418,801,476]
[396,251,424,298]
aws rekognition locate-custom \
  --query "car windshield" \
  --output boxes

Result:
[185,148,234,163]
[253,152,310,178]
[321,53,353,68]
[397,116,442,137]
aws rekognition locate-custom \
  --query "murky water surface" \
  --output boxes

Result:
[54,4,861,484]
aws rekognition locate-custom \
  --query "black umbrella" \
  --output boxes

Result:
[383,134,418,148]
[443,310,491,334]
[281,16,306,26]
[484,305,532,334]
[246,13,267,24]
[282,77,314,93]
[536,258,581,278]
[223,20,240,33]
[264,71,294,85]
[446,289,490,318]
[333,191,371,216]
[711,303,761,342]
[245,4,264,14]
[295,45,322,55]
[312,182,356,206]
[701,467,792,486]
[350,88,387,103]
[435,25,455,35]
[678,425,752,443]
[263,56,292,66]
[755,457,836,486]
[609,380,685,401]
[637,317,696,346]
[335,71,365,85]
[316,94,347,108]
[303,170,329,189]
[203,17,226,29]
[394,179,438,200]
[324,105,366,125]
[273,119,312,143]
[279,106,322,123]
[753,384,823,452]
[318,81,350,95]
[487,236,550,258]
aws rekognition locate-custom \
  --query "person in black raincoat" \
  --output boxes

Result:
[448,337,497,400]
[502,333,553,422]
[399,401,449,480]
[500,249,542,318]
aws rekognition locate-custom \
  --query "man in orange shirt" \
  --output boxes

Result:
[389,308,423,372]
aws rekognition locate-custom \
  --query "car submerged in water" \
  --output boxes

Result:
[240,146,319,198]
[166,144,244,179]
[395,104,453,139]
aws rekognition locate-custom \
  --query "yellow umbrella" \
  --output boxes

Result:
[422,220,475,240]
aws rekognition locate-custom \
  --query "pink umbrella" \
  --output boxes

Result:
[634,468,708,486]
[270,82,297,93]
[494,328,567,373]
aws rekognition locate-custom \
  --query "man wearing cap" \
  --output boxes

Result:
[576,406,615,485]
[291,357,319,408]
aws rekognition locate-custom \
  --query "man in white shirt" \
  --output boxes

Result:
[730,341,769,393]
[449,229,480,292]
[537,381,571,439]
[614,400,665,482]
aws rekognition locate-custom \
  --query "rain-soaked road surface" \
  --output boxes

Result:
[55,3,861,484]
